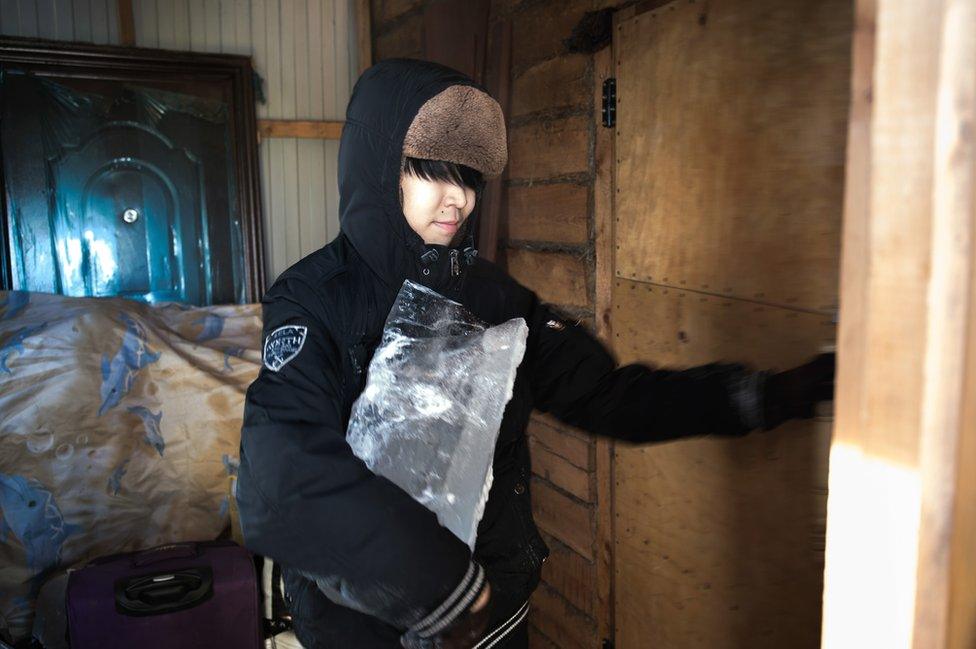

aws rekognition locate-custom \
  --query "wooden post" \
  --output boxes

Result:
[821,0,976,647]
[356,0,372,75]
[117,0,135,46]
[592,44,615,647]
[257,119,344,140]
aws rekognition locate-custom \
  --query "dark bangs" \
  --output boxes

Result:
[403,156,485,192]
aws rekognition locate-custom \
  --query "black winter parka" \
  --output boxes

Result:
[236,58,764,648]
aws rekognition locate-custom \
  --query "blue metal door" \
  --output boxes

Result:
[1,72,245,305]
[52,122,209,303]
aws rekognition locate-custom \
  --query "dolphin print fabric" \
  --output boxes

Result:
[0,291,261,642]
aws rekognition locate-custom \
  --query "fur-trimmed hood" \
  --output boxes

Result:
[337,58,507,294]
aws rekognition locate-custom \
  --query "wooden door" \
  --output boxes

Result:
[607,1,851,646]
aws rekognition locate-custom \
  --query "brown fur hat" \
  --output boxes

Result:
[402,85,508,178]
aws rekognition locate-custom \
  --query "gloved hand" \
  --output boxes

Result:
[762,352,835,430]
[401,582,492,649]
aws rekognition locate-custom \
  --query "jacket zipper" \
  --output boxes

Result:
[450,249,460,277]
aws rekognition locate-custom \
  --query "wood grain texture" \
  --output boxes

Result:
[912,0,976,644]
[373,10,421,59]
[593,43,616,649]
[356,0,371,74]
[507,115,590,181]
[820,0,948,645]
[528,414,592,470]
[613,0,850,313]
[610,287,835,649]
[511,53,589,118]
[370,0,421,24]
[530,439,592,502]
[527,625,559,649]
[509,0,590,73]
[258,119,344,140]
[819,0,976,647]
[529,583,597,649]
[539,533,598,618]
[117,0,134,45]
[949,253,976,649]
[507,183,589,245]
[506,248,590,308]
[478,15,511,262]
[611,280,836,370]
[532,478,594,560]
[609,1,848,646]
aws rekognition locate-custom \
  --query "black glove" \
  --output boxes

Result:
[762,352,835,430]
[401,582,493,649]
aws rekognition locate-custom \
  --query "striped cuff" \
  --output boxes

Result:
[409,561,486,639]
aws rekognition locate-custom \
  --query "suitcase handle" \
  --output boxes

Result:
[132,543,200,566]
[114,567,214,617]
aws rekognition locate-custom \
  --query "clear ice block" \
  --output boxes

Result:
[346,280,528,549]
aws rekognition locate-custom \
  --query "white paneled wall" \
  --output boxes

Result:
[0,0,358,286]
[0,0,119,43]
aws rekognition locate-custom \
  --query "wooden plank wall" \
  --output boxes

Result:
[495,1,614,647]
[0,0,360,285]
[371,2,618,646]
[609,0,850,647]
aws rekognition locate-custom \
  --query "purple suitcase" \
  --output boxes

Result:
[66,540,262,649]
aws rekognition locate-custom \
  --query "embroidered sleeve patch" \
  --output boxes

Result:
[263,325,308,372]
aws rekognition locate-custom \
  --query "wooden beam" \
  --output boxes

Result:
[540,532,599,618]
[821,0,976,646]
[913,0,976,644]
[532,479,594,560]
[478,17,512,262]
[530,440,593,502]
[356,0,372,75]
[528,415,592,470]
[592,43,615,649]
[118,0,135,46]
[949,252,976,649]
[529,584,600,649]
[530,583,598,649]
[257,119,344,141]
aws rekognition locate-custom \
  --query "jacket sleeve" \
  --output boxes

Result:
[236,277,485,636]
[525,295,766,442]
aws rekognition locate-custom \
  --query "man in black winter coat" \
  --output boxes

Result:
[236,58,834,649]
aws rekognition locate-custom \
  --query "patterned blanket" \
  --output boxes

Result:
[0,291,261,642]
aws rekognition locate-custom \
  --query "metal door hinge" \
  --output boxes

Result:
[601,77,616,128]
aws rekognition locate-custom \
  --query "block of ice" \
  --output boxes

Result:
[346,280,528,549]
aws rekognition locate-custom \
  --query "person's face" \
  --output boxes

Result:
[400,171,476,246]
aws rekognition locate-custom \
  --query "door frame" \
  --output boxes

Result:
[820,0,976,647]
[592,43,616,648]
[0,35,265,302]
